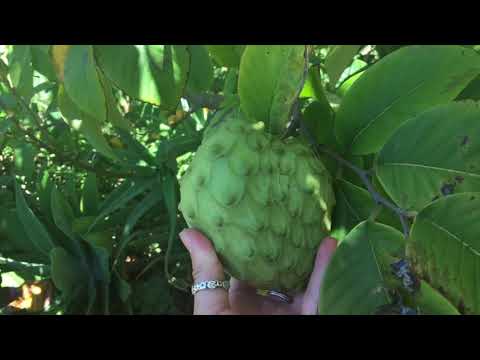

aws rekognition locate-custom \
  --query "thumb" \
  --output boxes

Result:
[179,229,230,315]
[301,237,337,315]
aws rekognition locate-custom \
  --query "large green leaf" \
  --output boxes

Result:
[8,45,33,100]
[57,84,117,160]
[206,45,245,68]
[319,221,405,315]
[64,45,106,122]
[302,99,337,149]
[0,207,46,264]
[335,45,480,155]
[36,170,54,223]
[30,45,56,81]
[186,45,213,93]
[89,177,156,233]
[14,143,35,178]
[80,172,99,216]
[115,188,163,267]
[408,192,480,314]
[50,185,75,239]
[14,181,55,259]
[94,45,190,111]
[377,102,480,212]
[324,45,361,86]
[456,75,480,101]
[300,66,331,105]
[50,246,88,299]
[84,243,111,314]
[331,179,401,242]
[238,45,307,135]
[0,118,14,135]
[98,72,131,131]
[414,280,460,315]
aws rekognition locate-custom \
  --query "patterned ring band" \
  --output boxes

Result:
[191,280,230,295]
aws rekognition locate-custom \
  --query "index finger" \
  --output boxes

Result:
[180,229,231,315]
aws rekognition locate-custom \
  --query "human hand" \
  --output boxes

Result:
[179,228,337,315]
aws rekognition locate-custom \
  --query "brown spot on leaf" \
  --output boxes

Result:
[455,176,464,183]
[461,136,470,146]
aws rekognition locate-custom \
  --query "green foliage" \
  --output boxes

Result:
[1,44,480,315]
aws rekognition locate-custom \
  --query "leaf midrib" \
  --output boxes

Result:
[351,78,427,149]
[378,162,480,179]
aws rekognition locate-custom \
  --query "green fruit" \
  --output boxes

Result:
[179,108,335,292]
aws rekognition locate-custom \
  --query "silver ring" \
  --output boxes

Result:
[267,290,293,304]
[191,280,230,295]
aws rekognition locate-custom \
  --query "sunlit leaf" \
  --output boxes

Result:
[335,45,480,155]
[377,101,480,212]
[238,45,307,135]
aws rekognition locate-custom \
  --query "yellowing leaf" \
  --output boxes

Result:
[51,45,72,82]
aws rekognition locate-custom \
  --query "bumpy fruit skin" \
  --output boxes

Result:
[179,109,335,292]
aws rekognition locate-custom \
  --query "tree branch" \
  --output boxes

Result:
[298,118,410,237]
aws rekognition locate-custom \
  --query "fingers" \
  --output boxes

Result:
[301,237,337,315]
[179,229,230,315]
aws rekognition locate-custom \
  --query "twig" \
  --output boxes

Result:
[0,77,131,177]
[185,92,224,111]
[298,118,410,237]
[7,115,131,178]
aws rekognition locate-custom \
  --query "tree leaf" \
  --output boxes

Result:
[206,45,245,68]
[319,221,405,315]
[89,177,156,233]
[8,45,33,100]
[456,75,480,101]
[414,280,460,315]
[98,72,131,131]
[63,45,106,122]
[0,207,46,264]
[300,65,331,105]
[335,45,480,155]
[112,269,131,303]
[49,246,88,299]
[50,185,75,239]
[238,45,307,135]
[186,45,213,93]
[80,172,99,216]
[51,185,86,259]
[0,118,14,135]
[408,192,480,314]
[36,170,54,223]
[122,188,163,238]
[376,101,480,212]
[114,127,156,166]
[50,45,72,82]
[30,45,56,81]
[302,99,337,149]
[94,45,190,111]
[57,83,117,160]
[14,180,54,258]
[115,188,163,266]
[331,179,401,242]
[14,143,35,179]
[324,45,361,86]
